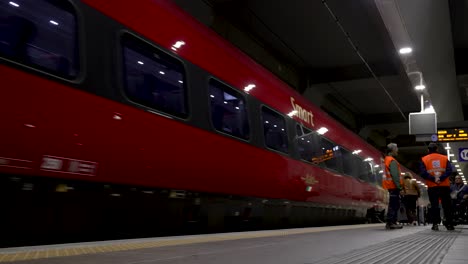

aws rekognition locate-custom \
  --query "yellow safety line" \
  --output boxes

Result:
[0,224,383,262]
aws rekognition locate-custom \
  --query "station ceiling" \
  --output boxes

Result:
[172,0,468,177]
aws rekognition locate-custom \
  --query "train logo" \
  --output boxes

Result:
[301,174,318,185]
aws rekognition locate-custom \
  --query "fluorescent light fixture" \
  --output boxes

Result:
[415,85,426,90]
[452,160,458,163]
[235,107,240,110]
[364,158,373,162]
[352,150,362,155]
[137,61,144,65]
[9,2,19,7]
[455,165,460,168]
[374,164,380,168]
[159,71,165,75]
[178,80,183,83]
[399,47,412,54]
[379,170,383,173]
[317,127,328,135]
[50,20,59,26]
[445,147,451,150]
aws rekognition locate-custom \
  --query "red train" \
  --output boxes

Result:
[0,0,425,246]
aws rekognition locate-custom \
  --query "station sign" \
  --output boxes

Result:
[437,128,468,142]
[459,148,468,162]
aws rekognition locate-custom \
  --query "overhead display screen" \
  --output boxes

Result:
[437,128,468,142]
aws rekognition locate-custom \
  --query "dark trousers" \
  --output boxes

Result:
[428,186,453,225]
[386,189,400,224]
[403,195,418,223]
[453,198,468,222]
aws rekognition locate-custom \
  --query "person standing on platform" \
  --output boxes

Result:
[450,175,468,223]
[383,143,403,229]
[420,143,454,231]
[402,173,421,225]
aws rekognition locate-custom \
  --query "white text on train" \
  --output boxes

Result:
[290,97,314,127]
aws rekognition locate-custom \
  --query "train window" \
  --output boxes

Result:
[342,149,359,177]
[262,107,288,153]
[319,138,343,172]
[122,34,187,118]
[297,126,323,165]
[296,124,302,137]
[359,160,372,182]
[0,0,78,78]
[209,79,249,140]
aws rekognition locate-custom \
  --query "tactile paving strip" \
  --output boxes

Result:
[309,230,461,264]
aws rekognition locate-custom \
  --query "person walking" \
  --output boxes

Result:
[402,173,421,225]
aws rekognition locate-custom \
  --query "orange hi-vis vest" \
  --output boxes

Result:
[422,153,450,188]
[383,156,401,190]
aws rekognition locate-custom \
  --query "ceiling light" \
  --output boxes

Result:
[452,160,458,163]
[9,2,19,7]
[399,47,412,54]
[415,85,426,90]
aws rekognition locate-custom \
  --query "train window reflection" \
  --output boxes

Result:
[0,0,78,78]
[262,107,288,154]
[342,148,359,177]
[318,138,343,172]
[122,34,187,118]
[297,126,323,165]
[209,79,250,140]
[359,160,372,182]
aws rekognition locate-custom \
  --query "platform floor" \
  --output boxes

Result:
[0,224,467,264]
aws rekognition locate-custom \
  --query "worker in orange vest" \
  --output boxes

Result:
[420,143,454,231]
[383,143,403,229]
